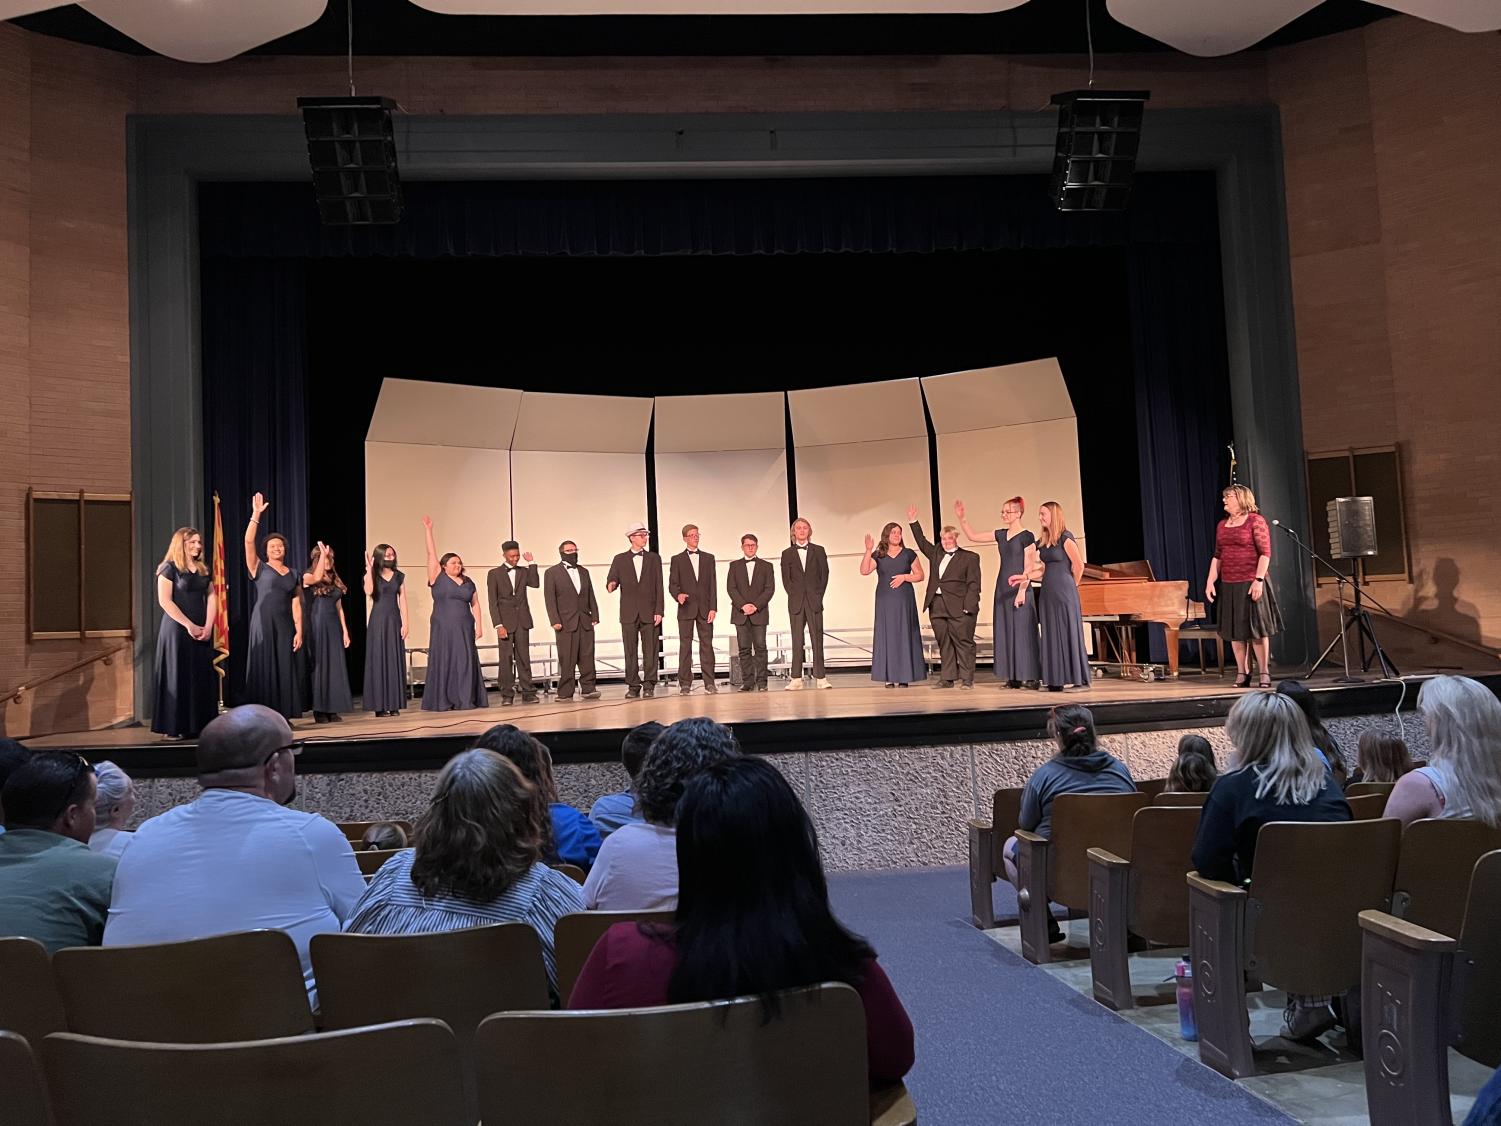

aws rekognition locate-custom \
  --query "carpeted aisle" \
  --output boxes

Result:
[827,866,1293,1126]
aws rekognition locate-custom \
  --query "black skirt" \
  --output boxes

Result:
[1217,579,1283,642]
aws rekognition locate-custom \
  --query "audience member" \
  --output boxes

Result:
[88,760,136,859]
[1346,729,1414,787]
[1276,679,1347,783]
[1166,734,1218,794]
[475,725,602,870]
[345,749,583,995]
[0,751,116,951]
[103,704,365,1004]
[0,737,31,836]
[1384,675,1501,827]
[583,717,739,911]
[589,720,662,838]
[1191,690,1351,1041]
[1001,705,1135,942]
[360,822,409,851]
[569,756,915,1087]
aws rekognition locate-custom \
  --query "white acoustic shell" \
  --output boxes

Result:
[79,0,328,64]
[1106,0,1322,56]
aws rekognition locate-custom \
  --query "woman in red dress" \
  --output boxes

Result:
[1204,484,1282,688]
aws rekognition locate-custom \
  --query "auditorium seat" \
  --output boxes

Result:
[1345,781,1397,801]
[337,819,415,843]
[1015,792,1151,964]
[0,1031,51,1126]
[1188,818,1402,1079]
[1347,792,1390,819]
[41,1018,467,1126]
[553,863,587,885]
[0,937,66,1045]
[1135,777,1170,798]
[1087,805,1202,1010]
[356,847,403,878]
[1153,791,1209,807]
[52,930,313,1042]
[1388,819,1501,941]
[554,910,675,1005]
[312,924,548,1120]
[966,786,1023,928]
[1360,849,1501,1125]
[476,982,917,1126]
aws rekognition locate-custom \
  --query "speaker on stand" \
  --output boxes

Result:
[1312,497,1398,681]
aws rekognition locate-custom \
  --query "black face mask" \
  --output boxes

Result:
[561,551,579,566]
[381,558,397,571]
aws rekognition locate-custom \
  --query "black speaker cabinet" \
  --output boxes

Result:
[1049,90,1150,212]
[298,96,403,226]
[1327,496,1378,560]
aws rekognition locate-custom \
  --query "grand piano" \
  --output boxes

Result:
[1078,560,1204,678]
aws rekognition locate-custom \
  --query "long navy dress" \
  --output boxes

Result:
[994,529,1041,684]
[364,569,407,713]
[1038,530,1092,689]
[306,582,354,715]
[422,573,488,711]
[244,563,303,719]
[871,547,927,684]
[151,562,217,737]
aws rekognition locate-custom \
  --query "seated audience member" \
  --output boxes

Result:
[1346,729,1414,788]
[88,761,136,858]
[0,737,32,836]
[583,717,739,911]
[476,725,602,870]
[0,751,116,951]
[569,756,915,1087]
[589,720,662,838]
[360,822,409,851]
[1276,679,1347,783]
[1191,690,1352,1042]
[103,705,366,1004]
[1001,705,1135,940]
[1166,733,1219,794]
[1384,675,1501,827]
[345,749,583,995]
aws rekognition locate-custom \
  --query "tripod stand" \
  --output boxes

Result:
[1311,557,1399,682]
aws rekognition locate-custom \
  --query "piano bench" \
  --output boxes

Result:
[1177,624,1225,676]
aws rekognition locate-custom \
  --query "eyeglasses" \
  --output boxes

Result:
[49,753,94,821]
[262,740,305,767]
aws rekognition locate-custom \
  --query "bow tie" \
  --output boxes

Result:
[632,552,643,558]
[687,551,698,556]
[944,551,956,557]
[563,564,574,570]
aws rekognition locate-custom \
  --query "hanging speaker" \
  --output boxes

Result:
[1049,90,1150,213]
[297,95,403,226]
[1326,496,1378,560]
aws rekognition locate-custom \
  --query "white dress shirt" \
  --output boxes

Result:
[566,564,582,595]
[632,551,644,581]
[687,550,700,580]
[936,550,955,593]
[795,544,809,568]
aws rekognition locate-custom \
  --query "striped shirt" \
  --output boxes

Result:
[343,851,584,995]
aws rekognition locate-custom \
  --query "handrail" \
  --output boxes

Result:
[5,644,129,704]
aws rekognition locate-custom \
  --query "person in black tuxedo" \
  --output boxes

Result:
[908,507,983,689]
[668,523,718,695]
[544,539,601,702]
[486,540,539,706]
[606,521,665,699]
[780,517,832,691]
[727,533,776,692]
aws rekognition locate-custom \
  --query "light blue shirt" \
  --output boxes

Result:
[588,790,642,838]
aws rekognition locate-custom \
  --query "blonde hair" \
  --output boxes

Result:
[790,517,812,541]
[940,525,960,539]
[1038,502,1069,549]
[1223,484,1259,514]
[161,527,208,576]
[681,524,698,538]
[1225,691,1325,805]
[1417,675,1501,828]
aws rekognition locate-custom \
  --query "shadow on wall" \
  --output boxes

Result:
[1405,558,1485,649]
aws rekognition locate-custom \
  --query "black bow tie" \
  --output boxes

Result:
[945,551,956,557]
[687,551,698,556]
[632,551,643,558]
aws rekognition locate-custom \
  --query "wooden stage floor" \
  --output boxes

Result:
[29,669,1459,773]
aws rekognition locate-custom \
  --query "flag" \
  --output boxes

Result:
[211,491,230,708]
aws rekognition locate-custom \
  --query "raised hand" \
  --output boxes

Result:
[864,533,875,553]
[954,499,966,520]
[421,515,433,530]
[251,492,269,517]
[522,551,534,563]
[316,540,329,558]
[364,550,374,573]
[906,505,918,522]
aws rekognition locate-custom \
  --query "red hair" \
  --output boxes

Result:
[1006,496,1025,514]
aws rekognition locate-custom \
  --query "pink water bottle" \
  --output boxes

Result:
[1176,959,1198,1041]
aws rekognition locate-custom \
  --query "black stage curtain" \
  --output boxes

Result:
[199,172,1230,691]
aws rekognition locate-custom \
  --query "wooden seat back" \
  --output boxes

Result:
[0,937,66,1044]
[1454,849,1501,1067]
[553,911,674,1006]
[52,930,313,1043]
[1346,792,1389,819]
[1391,818,1501,938]
[553,863,586,885]
[1345,781,1396,801]
[476,983,873,1126]
[1248,819,1401,996]
[338,820,415,843]
[990,787,1023,869]
[1153,791,1209,807]
[41,1019,467,1126]
[1125,807,1202,945]
[0,1031,50,1126]
[1135,778,1169,799]
[356,847,404,877]
[1048,792,1151,908]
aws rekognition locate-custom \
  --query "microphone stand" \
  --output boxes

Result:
[1272,521,1363,683]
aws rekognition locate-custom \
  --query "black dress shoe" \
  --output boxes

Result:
[643,687,655,698]
[679,686,692,695]
[960,683,974,691]
[500,698,514,707]
[521,697,539,705]
[933,681,954,690]
[1007,680,1022,689]
[582,691,601,700]
[756,684,768,692]
[625,688,641,699]
[739,685,755,693]
[704,682,719,693]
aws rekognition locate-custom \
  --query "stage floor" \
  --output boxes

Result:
[29,668,1467,773]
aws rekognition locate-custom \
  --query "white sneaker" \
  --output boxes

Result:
[785,679,805,691]
[814,678,833,689]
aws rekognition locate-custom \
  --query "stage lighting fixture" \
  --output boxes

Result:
[298,95,403,225]
[1049,90,1150,213]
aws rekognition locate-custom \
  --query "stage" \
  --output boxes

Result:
[29,669,1479,777]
